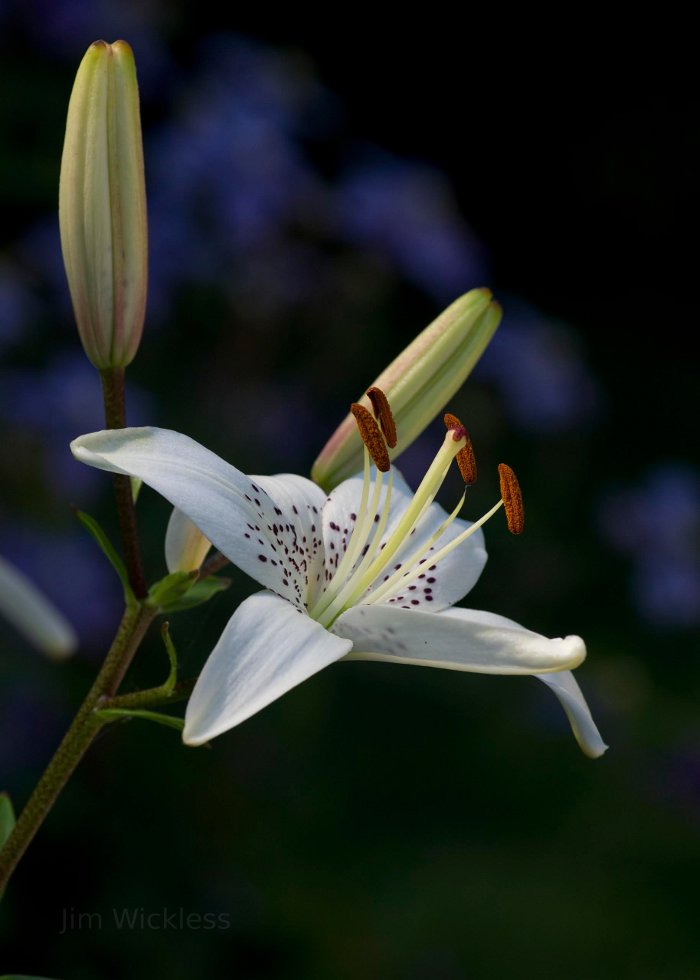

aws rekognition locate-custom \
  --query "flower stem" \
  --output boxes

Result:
[100,676,196,712]
[199,550,230,579]
[0,602,157,894]
[100,367,147,599]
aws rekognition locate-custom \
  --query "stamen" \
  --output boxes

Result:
[363,488,467,606]
[367,386,397,448]
[331,429,467,608]
[498,463,525,535]
[332,449,374,585]
[351,403,390,472]
[391,496,503,581]
[311,424,473,628]
[316,469,395,628]
[444,412,477,485]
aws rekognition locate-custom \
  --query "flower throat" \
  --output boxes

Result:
[309,389,524,629]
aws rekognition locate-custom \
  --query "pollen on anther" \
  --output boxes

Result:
[498,463,525,535]
[351,403,390,471]
[367,387,397,449]
[444,412,477,485]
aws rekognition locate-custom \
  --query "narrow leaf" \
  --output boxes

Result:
[0,792,16,849]
[94,708,185,732]
[160,622,178,696]
[1,975,63,979]
[158,576,230,613]
[146,570,194,609]
[74,509,134,604]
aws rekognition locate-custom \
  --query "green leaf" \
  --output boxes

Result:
[94,708,185,733]
[0,792,16,849]
[160,622,178,696]
[1,975,62,979]
[146,570,229,614]
[158,576,230,613]
[74,509,134,605]
[146,570,194,609]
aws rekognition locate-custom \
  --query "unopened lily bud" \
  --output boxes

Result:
[165,509,212,574]
[312,288,501,490]
[59,40,147,369]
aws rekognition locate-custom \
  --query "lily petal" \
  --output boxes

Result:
[183,591,352,745]
[335,605,586,674]
[251,473,327,601]
[71,428,321,608]
[321,468,415,553]
[0,556,77,659]
[537,670,608,758]
[376,513,486,613]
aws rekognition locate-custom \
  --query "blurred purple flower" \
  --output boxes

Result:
[141,35,490,323]
[650,742,700,821]
[476,299,603,433]
[146,36,329,321]
[598,463,700,628]
[17,33,489,332]
[0,350,153,498]
[0,522,121,648]
[0,678,69,779]
[18,219,75,332]
[18,0,172,96]
[0,264,38,351]
[218,379,327,470]
[336,152,487,302]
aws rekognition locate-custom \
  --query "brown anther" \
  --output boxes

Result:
[444,412,477,485]
[351,403,391,472]
[498,463,525,535]
[367,386,397,448]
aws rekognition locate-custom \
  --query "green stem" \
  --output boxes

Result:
[199,550,230,579]
[100,677,196,712]
[0,602,157,893]
[100,367,147,599]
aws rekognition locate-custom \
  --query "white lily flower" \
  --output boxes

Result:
[70,422,607,757]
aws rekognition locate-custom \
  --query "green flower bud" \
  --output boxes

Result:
[312,287,502,490]
[59,40,147,369]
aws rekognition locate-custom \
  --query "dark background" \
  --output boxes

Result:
[0,4,698,978]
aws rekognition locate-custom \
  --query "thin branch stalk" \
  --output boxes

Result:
[100,367,147,598]
[0,602,157,892]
